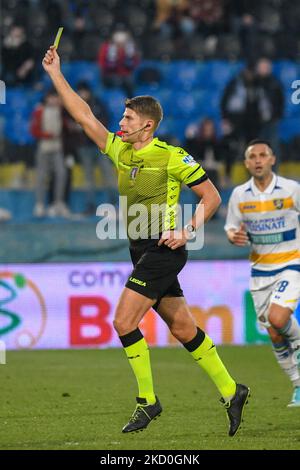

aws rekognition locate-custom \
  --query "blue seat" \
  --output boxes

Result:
[26,90,44,107]
[150,88,173,112]
[135,84,161,96]
[68,61,101,89]
[156,117,190,143]
[5,116,34,144]
[209,60,244,90]
[273,61,299,88]
[101,89,127,117]
[4,88,38,119]
[279,118,300,141]
[6,88,26,104]
[171,91,200,118]
[41,61,100,90]
[284,91,300,117]
[156,117,176,138]
[170,90,219,119]
[164,62,214,90]
[167,61,202,90]
[109,117,122,134]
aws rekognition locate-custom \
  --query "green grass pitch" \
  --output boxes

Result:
[1,346,300,450]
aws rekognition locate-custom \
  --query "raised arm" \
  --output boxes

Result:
[42,46,108,151]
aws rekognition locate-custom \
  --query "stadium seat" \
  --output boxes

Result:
[273,60,299,87]
[67,62,100,89]
[101,89,127,116]
[279,118,300,141]
[135,84,161,96]
[284,91,300,118]
[209,61,244,90]
[166,61,201,91]
[4,111,34,145]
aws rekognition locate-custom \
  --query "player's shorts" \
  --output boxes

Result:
[250,268,300,328]
[125,237,187,307]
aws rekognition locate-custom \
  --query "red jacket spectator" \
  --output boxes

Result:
[98,31,139,97]
[98,31,139,78]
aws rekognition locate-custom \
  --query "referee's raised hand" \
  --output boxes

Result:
[42,46,60,74]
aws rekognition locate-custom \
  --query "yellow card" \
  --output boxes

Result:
[53,27,64,49]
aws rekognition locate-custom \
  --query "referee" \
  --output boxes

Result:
[43,46,250,436]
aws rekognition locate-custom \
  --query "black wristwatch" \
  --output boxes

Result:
[184,224,196,240]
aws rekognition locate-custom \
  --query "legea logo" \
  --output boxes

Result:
[0,272,47,349]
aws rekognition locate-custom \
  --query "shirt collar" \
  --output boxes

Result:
[250,173,277,196]
[133,137,158,154]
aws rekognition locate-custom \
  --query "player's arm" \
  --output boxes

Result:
[293,182,300,213]
[226,224,249,246]
[224,189,249,246]
[42,46,108,151]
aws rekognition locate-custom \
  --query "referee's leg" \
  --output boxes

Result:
[157,296,250,436]
[114,287,162,432]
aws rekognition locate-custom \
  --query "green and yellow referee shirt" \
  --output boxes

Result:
[104,132,207,239]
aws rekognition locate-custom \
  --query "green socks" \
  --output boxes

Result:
[183,328,236,400]
[119,328,156,405]
[120,326,236,404]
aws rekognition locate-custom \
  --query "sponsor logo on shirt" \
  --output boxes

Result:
[273,198,284,210]
[246,216,285,232]
[182,155,197,167]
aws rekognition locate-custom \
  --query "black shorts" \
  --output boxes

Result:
[125,237,188,307]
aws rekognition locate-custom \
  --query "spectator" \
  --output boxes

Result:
[31,90,68,218]
[188,0,225,36]
[219,119,242,186]
[255,57,285,159]
[2,25,35,86]
[98,30,140,97]
[185,118,221,188]
[153,0,194,38]
[229,1,259,61]
[221,64,262,145]
[48,108,76,214]
[64,82,115,214]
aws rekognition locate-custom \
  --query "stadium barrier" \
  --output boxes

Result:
[2,260,299,350]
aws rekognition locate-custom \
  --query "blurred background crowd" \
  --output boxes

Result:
[0,0,300,223]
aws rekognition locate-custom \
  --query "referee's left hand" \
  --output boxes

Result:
[158,230,187,250]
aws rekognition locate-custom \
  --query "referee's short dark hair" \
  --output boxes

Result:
[125,95,163,130]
